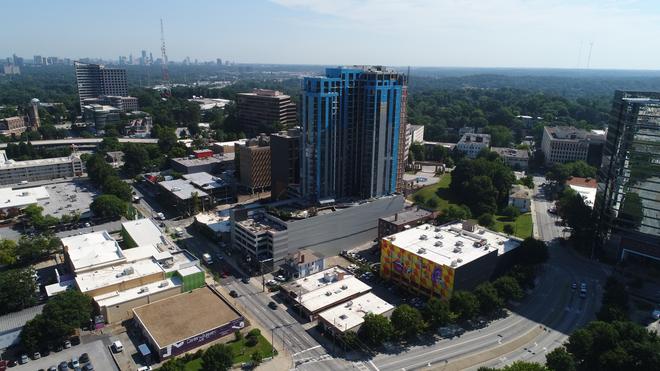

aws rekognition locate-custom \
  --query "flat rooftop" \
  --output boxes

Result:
[491,147,530,159]
[236,213,285,234]
[62,231,125,273]
[282,267,371,313]
[318,292,394,332]
[182,172,227,190]
[159,179,210,200]
[380,207,433,226]
[0,186,49,209]
[170,153,234,167]
[133,287,241,348]
[0,154,80,169]
[383,222,521,269]
[75,257,164,293]
[194,212,231,233]
[94,276,181,308]
[122,218,164,247]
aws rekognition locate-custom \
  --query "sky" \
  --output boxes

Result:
[2,0,660,70]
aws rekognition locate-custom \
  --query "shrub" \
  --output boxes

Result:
[247,328,261,338]
[245,336,258,347]
[478,213,495,227]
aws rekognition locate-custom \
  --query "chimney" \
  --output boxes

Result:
[395,213,398,222]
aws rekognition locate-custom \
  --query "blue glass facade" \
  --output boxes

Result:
[301,66,405,202]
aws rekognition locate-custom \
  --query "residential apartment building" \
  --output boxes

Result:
[236,135,271,193]
[541,126,605,166]
[270,127,300,200]
[74,61,130,109]
[300,66,406,202]
[0,150,84,185]
[378,206,435,238]
[0,116,27,137]
[236,89,297,135]
[456,133,491,159]
[596,91,660,263]
[491,147,530,170]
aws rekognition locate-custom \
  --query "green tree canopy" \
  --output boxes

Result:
[90,194,128,219]
[474,282,504,315]
[201,343,234,371]
[391,304,426,339]
[422,297,452,329]
[0,239,18,265]
[545,347,576,371]
[0,268,37,315]
[359,313,394,346]
[516,238,548,266]
[493,275,524,302]
[450,290,480,321]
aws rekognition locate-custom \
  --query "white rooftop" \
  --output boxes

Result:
[194,212,231,233]
[159,179,209,200]
[0,186,50,209]
[122,218,164,247]
[62,231,125,273]
[283,267,372,313]
[0,153,80,169]
[383,222,521,269]
[182,172,226,190]
[177,265,203,276]
[568,184,597,208]
[94,276,181,307]
[75,257,164,293]
[318,292,394,333]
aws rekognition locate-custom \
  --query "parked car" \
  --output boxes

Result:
[229,290,238,298]
[111,340,123,353]
[59,362,68,371]
[268,301,278,309]
[71,357,80,368]
[63,340,71,348]
[48,366,57,371]
[79,353,89,363]
[241,277,250,284]
[83,363,94,371]
[19,355,28,364]
[33,352,41,359]
[274,275,286,282]
[571,282,577,290]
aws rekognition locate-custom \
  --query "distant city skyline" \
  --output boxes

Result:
[1,0,660,70]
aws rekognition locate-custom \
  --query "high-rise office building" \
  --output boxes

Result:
[74,61,128,108]
[271,127,301,200]
[236,89,297,135]
[300,66,406,202]
[596,91,660,263]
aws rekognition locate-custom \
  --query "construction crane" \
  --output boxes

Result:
[160,18,171,96]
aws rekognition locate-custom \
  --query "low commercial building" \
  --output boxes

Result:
[211,139,246,154]
[456,133,490,159]
[82,104,121,130]
[541,126,605,166]
[380,221,522,299]
[170,153,234,174]
[121,218,165,249]
[318,292,394,336]
[280,267,372,321]
[158,179,213,216]
[378,206,435,238]
[231,195,405,270]
[82,95,139,112]
[194,212,231,242]
[508,185,532,212]
[491,147,530,170]
[0,186,49,218]
[133,286,246,360]
[182,172,233,203]
[60,230,204,323]
[0,116,27,136]
[283,249,325,279]
[0,150,84,185]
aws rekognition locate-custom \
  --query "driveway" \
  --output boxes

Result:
[11,338,118,371]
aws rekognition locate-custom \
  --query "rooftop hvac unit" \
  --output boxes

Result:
[345,301,353,307]
[419,234,428,240]
[434,241,443,247]
[478,229,485,234]
[171,187,181,192]
[417,248,427,254]
[434,234,441,239]
[339,314,349,320]
[325,291,332,296]
[457,258,463,263]
[498,241,504,245]
[435,227,441,232]
[425,226,430,230]
[455,241,464,246]
[341,285,348,290]
[123,267,135,275]
[391,236,396,241]
[139,287,149,294]
[451,260,458,267]
[159,281,169,288]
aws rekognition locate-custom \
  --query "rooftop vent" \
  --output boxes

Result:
[457,258,463,263]
[345,301,353,307]
[434,241,443,247]
[451,260,458,267]
[123,267,134,275]
[453,247,462,253]
[435,227,441,232]
[417,248,427,254]
[339,314,349,320]
[341,284,348,290]
[159,281,169,288]
[325,291,332,296]
[138,286,149,294]
[419,234,428,240]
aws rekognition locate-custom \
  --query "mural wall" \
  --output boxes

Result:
[380,238,455,299]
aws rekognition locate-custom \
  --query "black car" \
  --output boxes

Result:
[268,301,278,309]
[241,277,250,284]
[80,353,90,363]
[83,363,94,371]
[59,361,68,371]
[229,290,238,298]
[71,336,81,346]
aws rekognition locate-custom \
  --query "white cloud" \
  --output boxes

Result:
[270,0,660,68]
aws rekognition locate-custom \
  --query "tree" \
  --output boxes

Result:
[596,277,629,322]
[359,313,394,346]
[201,343,234,371]
[16,235,61,263]
[545,347,576,371]
[493,276,524,301]
[501,205,521,220]
[159,358,186,371]
[450,290,479,321]
[422,297,452,329]
[485,125,514,147]
[474,282,504,315]
[391,304,425,339]
[0,239,17,265]
[90,194,128,219]
[0,268,37,315]
[191,192,201,215]
[478,213,495,227]
[437,204,472,224]
[102,176,133,202]
[340,331,360,349]
[122,143,149,177]
[516,238,548,266]
[519,176,534,189]
[503,224,515,235]
[98,137,122,153]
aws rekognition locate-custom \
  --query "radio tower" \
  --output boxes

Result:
[160,18,170,94]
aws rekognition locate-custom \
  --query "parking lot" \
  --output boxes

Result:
[39,180,98,218]
[9,339,118,371]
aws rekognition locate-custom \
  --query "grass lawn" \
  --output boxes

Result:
[491,213,533,239]
[409,173,458,210]
[410,173,533,238]
[184,333,276,370]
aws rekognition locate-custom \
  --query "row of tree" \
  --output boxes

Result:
[0,267,38,315]
[3,141,72,161]
[0,234,61,266]
[545,161,597,183]
[84,154,133,219]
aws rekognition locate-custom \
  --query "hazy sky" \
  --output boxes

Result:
[2,0,660,69]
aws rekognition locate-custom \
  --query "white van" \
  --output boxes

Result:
[112,340,124,353]
[202,253,213,265]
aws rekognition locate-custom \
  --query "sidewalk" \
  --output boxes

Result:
[529,185,540,240]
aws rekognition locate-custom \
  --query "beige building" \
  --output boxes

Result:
[0,150,84,185]
[541,126,605,166]
[236,135,271,192]
[491,147,530,170]
[237,89,297,135]
[0,116,27,136]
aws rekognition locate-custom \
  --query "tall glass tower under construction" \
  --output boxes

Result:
[596,90,660,262]
[300,66,406,202]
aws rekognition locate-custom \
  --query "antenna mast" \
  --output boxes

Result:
[160,18,170,84]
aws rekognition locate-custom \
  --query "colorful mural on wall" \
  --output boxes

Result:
[380,238,455,299]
